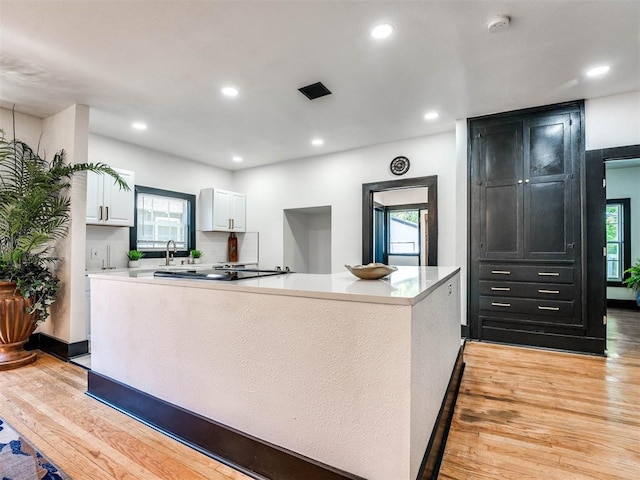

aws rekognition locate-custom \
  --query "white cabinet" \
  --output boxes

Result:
[86,168,135,226]
[199,188,246,232]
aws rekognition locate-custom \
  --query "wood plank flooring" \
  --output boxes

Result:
[1,308,638,479]
[0,353,251,479]
[439,308,640,480]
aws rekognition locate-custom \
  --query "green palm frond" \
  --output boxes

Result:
[0,129,130,323]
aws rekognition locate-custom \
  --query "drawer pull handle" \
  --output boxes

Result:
[491,302,511,307]
[538,289,560,294]
[491,287,511,291]
[538,306,560,311]
[491,270,511,275]
[538,272,560,276]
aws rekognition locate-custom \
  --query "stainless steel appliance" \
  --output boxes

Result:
[153,268,289,281]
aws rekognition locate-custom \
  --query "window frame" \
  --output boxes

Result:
[129,185,196,259]
[606,198,631,287]
[385,203,428,263]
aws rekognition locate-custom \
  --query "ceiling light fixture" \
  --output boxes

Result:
[586,65,610,77]
[232,156,243,163]
[311,139,324,146]
[132,122,147,130]
[221,86,239,97]
[424,111,439,121]
[371,23,394,39]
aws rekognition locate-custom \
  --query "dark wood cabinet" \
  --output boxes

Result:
[469,101,604,354]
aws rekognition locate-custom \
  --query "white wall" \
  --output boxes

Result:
[234,131,457,273]
[89,134,234,194]
[585,90,640,303]
[374,187,428,206]
[283,207,332,273]
[0,108,43,146]
[86,134,236,268]
[606,165,640,301]
[585,90,640,150]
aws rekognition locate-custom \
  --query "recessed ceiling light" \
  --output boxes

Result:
[221,86,239,97]
[132,122,147,130]
[371,23,394,39]
[586,65,610,77]
[424,111,439,121]
[311,138,324,146]
[232,156,243,163]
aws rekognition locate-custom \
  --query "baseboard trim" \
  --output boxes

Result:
[607,299,638,310]
[87,371,365,480]
[25,333,89,361]
[461,325,470,338]
[480,326,605,355]
[417,346,465,480]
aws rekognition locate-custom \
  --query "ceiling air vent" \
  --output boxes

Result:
[298,82,332,100]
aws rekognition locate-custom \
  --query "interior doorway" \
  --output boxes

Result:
[362,176,437,266]
[585,144,640,347]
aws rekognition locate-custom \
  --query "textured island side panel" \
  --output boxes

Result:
[410,272,461,478]
[91,278,414,479]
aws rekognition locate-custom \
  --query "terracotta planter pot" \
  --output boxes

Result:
[0,281,37,370]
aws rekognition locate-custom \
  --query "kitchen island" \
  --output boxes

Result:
[88,266,462,480]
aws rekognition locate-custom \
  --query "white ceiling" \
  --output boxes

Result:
[1,1,639,171]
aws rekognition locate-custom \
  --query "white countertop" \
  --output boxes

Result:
[89,266,460,305]
[85,261,256,274]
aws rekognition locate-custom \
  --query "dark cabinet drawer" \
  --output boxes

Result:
[480,295,575,317]
[479,281,574,300]
[479,264,573,283]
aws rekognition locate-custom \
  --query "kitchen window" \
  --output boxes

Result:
[606,198,631,285]
[130,186,196,258]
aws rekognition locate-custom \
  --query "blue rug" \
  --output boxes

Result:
[0,418,70,480]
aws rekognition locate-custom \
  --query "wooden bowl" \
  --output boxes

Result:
[345,263,398,280]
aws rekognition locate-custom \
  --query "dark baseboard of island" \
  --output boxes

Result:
[26,332,89,360]
[87,371,365,480]
[87,345,465,480]
[417,346,465,480]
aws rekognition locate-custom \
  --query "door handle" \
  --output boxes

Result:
[105,206,109,221]
[99,206,103,220]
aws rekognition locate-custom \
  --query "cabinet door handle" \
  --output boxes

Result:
[518,179,523,184]
[525,179,530,183]
[538,289,560,294]
[491,302,511,307]
[99,206,103,220]
[231,218,234,229]
[491,270,511,275]
[491,287,511,291]
[105,206,109,221]
[538,272,560,276]
[538,306,560,311]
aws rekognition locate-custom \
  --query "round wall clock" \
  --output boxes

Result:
[390,156,410,176]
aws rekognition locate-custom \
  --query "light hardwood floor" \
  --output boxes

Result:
[0,354,251,479]
[439,308,640,480]
[1,309,638,479]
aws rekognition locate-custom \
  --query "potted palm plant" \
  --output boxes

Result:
[623,260,640,307]
[0,130,129,370]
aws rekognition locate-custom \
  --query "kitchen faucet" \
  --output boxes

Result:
[165,240,177,265]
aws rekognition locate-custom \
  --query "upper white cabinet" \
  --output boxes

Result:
[199,188,246,232]
[86,168,135,227]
